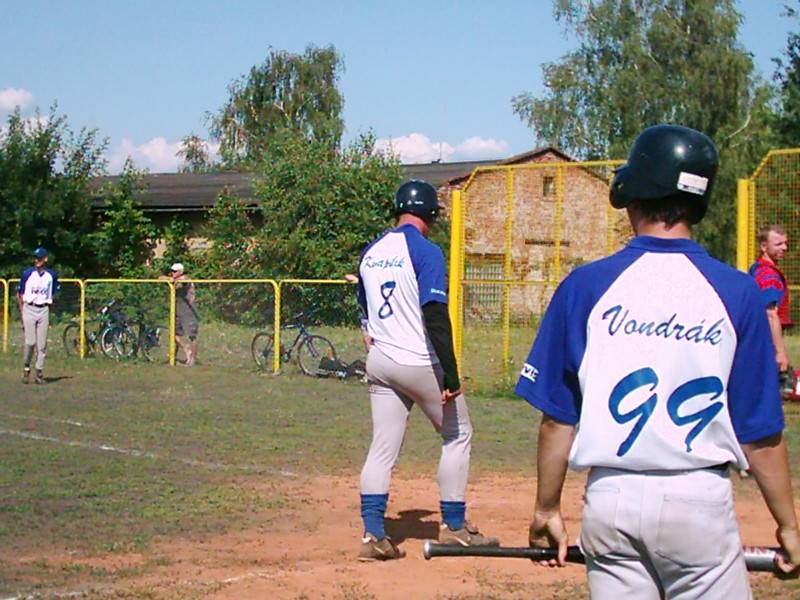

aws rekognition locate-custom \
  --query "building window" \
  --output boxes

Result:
[464,254,503,321]
[542,176,556,197]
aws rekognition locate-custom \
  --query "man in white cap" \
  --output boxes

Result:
[169,263,199,366]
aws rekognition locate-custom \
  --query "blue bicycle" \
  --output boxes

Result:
[251,311,337,376]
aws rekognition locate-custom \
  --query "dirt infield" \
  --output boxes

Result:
[5,472,796,599]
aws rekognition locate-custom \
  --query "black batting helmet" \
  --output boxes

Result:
[395,179,440,222]
[610,125,719,224]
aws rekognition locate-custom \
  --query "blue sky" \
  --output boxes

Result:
[0,0,794,172]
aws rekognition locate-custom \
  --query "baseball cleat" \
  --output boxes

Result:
[21,368,30,384]
[34,370,44,385]
[358,533,406,561]
[439,522,500,547]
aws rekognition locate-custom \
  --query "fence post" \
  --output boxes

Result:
[274,283,282,374]
[168,282,176,366]
[78,280,86,358]
[736,179,750,272]
[448,189,464,367]
[502,169,514,371]
[2,279,8,353]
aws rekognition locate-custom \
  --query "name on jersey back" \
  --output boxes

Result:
[363,255,405,269]
[602,304,725,346]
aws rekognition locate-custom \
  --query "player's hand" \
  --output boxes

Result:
[442,387,461,404]
[777,349,790,373]
[529,511,568,567]
[776,525,800,576]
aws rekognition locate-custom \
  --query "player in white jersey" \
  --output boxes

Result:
[356,180,498,561]
[18,247,59,384]
[518,126,800,597]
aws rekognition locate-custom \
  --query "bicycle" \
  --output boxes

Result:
[251,311,338,376]
[62,300,126,358]
[107,309,167,362]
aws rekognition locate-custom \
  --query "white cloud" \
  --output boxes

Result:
[375,133,455,164]
[454,136,510,160]
[0,87,34,113]
[108,137,182,173]
[108,136,220,174]
[375,132,509,164]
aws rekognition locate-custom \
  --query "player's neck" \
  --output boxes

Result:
[634,221,692,239]
[396,214,430,237]
[760,253,776,266]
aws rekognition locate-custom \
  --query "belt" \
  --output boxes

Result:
[706,462,730,472]
[26,302,48,307]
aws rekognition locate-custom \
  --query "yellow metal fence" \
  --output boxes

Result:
[0,277,361,374]
[449,159,626,390]
[736,149,800,327]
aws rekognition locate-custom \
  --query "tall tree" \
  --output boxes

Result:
[177,134,213,173]
[0,106,107,277]
[210,45,344,165]
[773,2,800,146]
[512,0,773,260]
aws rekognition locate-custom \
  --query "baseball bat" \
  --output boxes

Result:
[423,541,787,573]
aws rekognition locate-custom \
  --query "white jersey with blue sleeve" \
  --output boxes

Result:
[19,267,59,305]
[515,236,784,472]
[358,223,447,367]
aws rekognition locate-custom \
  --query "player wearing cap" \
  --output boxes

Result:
[168,263,199,366]
[18,247,59,384]
[519,125,800,596]
[356,180,498,561]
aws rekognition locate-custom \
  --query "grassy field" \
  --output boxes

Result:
[3,331,800,597]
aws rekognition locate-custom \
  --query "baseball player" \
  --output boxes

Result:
[749,225,792,373]
[18,247,59,384]
[356,179,498,561]
[517,125,800,597]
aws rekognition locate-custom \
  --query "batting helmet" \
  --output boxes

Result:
[32,247,48,258]
[610,125,719,223]
[395,180,440,222]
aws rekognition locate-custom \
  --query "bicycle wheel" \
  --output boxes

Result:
[99,326,119,359]
[62,322,85,357]
[297,334,337,376]
[140,324,166,362]
[113,325,139,360]
[251,331,274,371]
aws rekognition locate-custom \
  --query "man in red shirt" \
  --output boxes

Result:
[749,224,792,372]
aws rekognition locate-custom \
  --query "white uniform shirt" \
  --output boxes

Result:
[357,224,448,366]
[515,236,783,471]
[19,267,59,305]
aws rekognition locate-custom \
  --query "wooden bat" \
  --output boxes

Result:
[423,541,788,573]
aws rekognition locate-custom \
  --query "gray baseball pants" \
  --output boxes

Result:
[360,346,473,501]
[22,303,49,371]
[580,467,751,600]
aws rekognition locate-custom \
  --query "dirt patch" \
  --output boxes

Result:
[2,473,793,599]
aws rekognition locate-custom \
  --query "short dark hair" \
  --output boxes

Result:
[758,224,786,245]
[634,194,704,227]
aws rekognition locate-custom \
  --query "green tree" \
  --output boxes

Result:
[177,134,213,173]
[200,192,258,277]
[512,0,773,260]
[774,2,800,146]
[0,106,107,277]
[210,45,344,165]
[90,160,157,276]
[154,217,191,274]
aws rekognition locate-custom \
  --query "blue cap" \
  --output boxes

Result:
[32,247,48,258]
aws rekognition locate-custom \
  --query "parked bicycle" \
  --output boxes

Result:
[62,300,127,358]
[251,311,338,376]
[106,309,166,362]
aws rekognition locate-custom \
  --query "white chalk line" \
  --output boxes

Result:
[0,413,88,428]
[0,428,297,477]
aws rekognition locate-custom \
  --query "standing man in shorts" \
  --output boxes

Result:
[356,179,498,561]
[170,263,199,366]
[518,125,800,597]
[749,225,792,373]
[18,247,59,384]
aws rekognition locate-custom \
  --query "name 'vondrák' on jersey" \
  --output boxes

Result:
[358,223,447,366]
[515,236,783,472]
